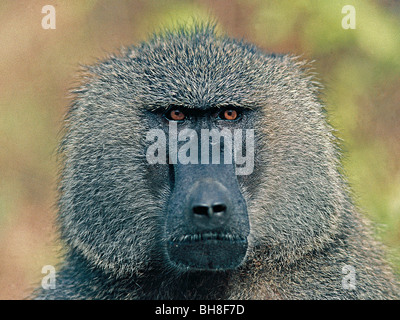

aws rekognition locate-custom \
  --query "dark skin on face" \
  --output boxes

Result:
[154,104,250,271]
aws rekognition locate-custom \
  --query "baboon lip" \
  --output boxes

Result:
[169,232,247,243]
[167,234,248,270]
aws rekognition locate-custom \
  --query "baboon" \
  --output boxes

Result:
[35,25,399,299]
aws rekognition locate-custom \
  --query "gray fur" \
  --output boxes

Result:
[34,25,399,299]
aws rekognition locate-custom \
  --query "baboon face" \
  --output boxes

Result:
[60,28,341,276]
[153,106,254,270]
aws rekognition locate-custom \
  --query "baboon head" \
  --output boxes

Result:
[59,25,344,277]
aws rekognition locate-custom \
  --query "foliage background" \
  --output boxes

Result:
[0,0,399,299]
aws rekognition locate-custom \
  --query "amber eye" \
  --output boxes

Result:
[220,109,239,121]
[167,109,185,121]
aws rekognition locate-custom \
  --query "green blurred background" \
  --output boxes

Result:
[0,0,399,299]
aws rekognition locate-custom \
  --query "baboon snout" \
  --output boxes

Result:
[166,164,250,270]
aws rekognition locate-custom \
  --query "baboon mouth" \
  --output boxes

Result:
[170,232,247,243]
[167,232,248,270]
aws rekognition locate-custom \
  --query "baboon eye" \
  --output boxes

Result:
[166,109,185,121]
[219,108,240,121]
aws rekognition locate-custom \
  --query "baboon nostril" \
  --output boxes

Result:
[192,204,227,217]
[212,204,227,214]
[193,205,210,216]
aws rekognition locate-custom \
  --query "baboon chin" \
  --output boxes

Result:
[34,24,399,300]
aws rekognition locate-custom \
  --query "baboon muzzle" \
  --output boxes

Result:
[166,162,249,270]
